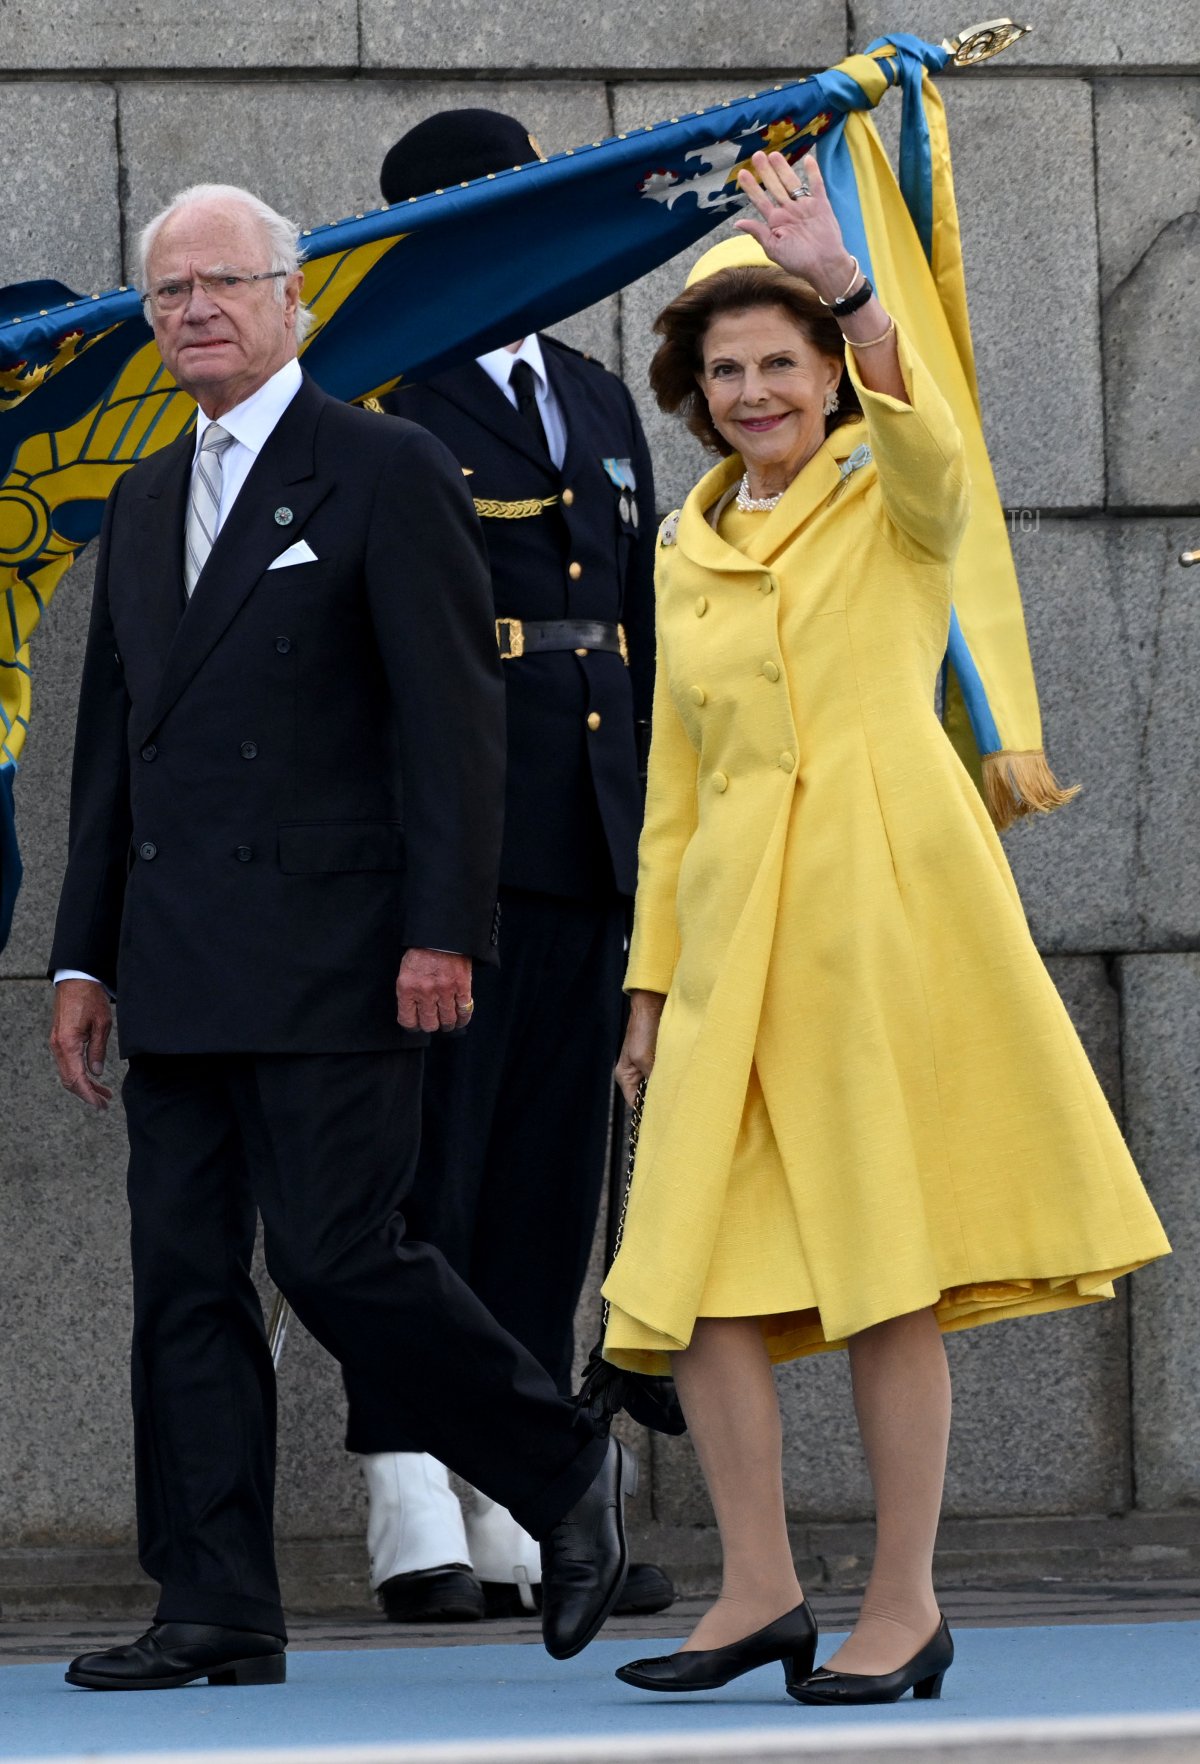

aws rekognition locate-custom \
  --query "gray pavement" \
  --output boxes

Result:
[4,1581,1199,1666]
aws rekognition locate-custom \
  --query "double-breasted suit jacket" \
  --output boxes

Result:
[50,373,505,1055]
[384,336,655,902]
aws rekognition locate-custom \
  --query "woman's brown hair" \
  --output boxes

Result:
[649,262,862,456]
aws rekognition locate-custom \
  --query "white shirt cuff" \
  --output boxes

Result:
[54,969,115,999]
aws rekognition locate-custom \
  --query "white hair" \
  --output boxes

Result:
[137,183,314,343]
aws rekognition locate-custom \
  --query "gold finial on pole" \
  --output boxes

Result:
[943,18,1032,65]
[1180,546,1199,567]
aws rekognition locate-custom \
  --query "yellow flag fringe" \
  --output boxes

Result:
[982,751,1081,832]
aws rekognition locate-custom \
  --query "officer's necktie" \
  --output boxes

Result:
[184,423,235,597]
[509,359,550,457]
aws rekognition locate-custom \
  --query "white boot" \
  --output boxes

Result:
[359,1452,471,1590]
[464,1488,542,1613]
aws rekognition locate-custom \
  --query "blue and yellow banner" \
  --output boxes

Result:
[0,29,1058,949]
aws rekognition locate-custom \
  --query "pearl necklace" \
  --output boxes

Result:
[735,473,785,513]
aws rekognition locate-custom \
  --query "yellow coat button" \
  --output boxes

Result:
[779,751,796,772]
[569,561,583,580]
[562,487,575,506]
[759,577,775,595]
[712,770,729,793]
[689,684,706,706]
[587,712,602,731]
[762,661,780,683]
[695,595,708,617]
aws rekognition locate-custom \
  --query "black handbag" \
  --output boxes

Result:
[574,1076,687,1437]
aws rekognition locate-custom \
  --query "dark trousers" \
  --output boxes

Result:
[345,887,625,1452]
[123,1048,606,1638]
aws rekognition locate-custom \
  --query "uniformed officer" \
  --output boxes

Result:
[340,109,673,1623]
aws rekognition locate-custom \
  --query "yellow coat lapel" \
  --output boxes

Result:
[675,420,872,576]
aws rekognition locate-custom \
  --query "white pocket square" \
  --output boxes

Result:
[268,539,318,570]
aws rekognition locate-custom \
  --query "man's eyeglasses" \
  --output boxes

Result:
[142,269,288,317]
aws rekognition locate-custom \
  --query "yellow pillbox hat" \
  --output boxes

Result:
[684,232,772,288]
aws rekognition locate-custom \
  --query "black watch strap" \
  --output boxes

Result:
[831,276,874,318]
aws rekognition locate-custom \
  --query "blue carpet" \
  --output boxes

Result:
[1,1625,1198,1757]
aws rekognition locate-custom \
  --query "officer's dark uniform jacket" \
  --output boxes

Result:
[382,335,656,902]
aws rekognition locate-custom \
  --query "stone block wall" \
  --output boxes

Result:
[1,0,1197,1606]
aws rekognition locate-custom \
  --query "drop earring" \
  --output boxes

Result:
[822,388,840,416]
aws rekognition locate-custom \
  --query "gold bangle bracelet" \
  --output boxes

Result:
[818,255,861,306]
[847,317,896,351]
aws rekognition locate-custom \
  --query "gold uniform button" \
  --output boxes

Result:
[695,595,708,617]
[574,647,589,656]
[562,487,575,507]
[711,770,729,793]
[762,661,781,683]
[587,712,602,731]
[689,684,706,706]
[779,751,796,772]
[568,561,583,580]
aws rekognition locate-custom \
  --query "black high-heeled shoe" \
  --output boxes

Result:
[615,1600,817,1693]
[788,1615,954,1705]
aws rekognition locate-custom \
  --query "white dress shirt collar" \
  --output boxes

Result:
[193,356,303,461]
[474,335,566,469]
[475,333,550,399]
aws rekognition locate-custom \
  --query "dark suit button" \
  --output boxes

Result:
[275,636,292,654]
[141,744,157,762]
[139,841,157,861]
[240,741,258,760]
[235,845,253,863]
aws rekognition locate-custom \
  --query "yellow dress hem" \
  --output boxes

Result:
[603,1265,1152,1378]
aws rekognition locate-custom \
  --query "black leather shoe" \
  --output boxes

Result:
[482,1578,541,1617]
[616,1561,676,1616]
[789,1615,954,1705]
[65,1623,286,1691]
[540,1437,635,1660]
[483,1560,675,1619]
[378,1565,485,1623]
[616,1599,817,1693]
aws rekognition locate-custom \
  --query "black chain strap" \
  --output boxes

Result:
[601,1075,646,1333]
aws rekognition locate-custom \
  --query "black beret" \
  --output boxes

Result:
[380,109,542,204]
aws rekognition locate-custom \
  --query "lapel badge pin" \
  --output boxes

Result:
[659,510,681,547]
[832,445,873,500]
[274,506,294,526]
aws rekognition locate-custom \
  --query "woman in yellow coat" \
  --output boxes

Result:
[606,150,1169,1706]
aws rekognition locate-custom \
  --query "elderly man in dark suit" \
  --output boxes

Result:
[344,110,672,1626]
[47,180,634,1692]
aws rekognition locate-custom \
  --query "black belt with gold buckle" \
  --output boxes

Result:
[496,618,628,664]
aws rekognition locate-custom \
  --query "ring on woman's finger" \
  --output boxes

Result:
[790,180,811,200]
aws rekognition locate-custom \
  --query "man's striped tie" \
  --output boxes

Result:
[184,423,234,597]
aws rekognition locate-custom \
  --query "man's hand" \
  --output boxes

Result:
[615,989,666,1107]
[50,979,114,1111]
[397,949,475,1033]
